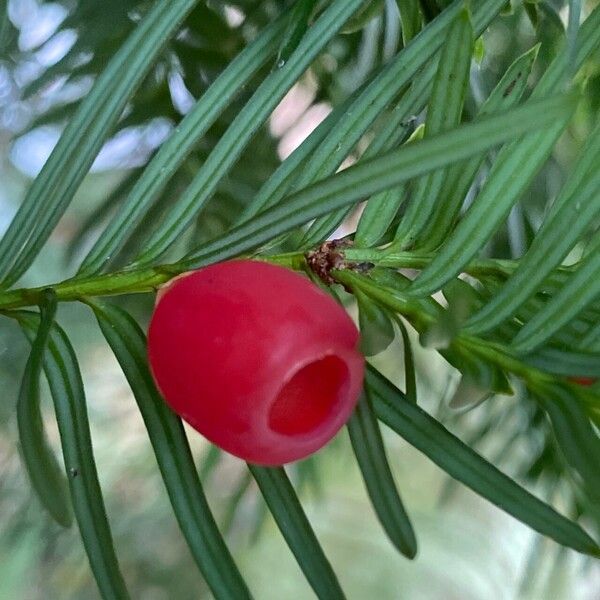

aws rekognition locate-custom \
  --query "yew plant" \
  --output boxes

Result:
[2,0,600,597]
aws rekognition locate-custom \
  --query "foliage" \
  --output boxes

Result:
[1,0,600,597]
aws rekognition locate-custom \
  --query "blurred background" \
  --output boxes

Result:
[1,0,599,597]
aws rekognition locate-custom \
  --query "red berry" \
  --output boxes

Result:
[568,376,597,387]
[147,260,364,465]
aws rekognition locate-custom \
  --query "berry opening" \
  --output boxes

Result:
[268,355,350,437]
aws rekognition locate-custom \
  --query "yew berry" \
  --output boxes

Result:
[147,259,364,465]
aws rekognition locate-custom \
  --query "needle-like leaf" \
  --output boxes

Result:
[236,87,367,224]
[395,317,417,404]
[354,123,424,248]
[16,312,130,599]
[248,464,344,599]
[275,0,318,68]
[464,120,600,335]
[0,0,201,287]
[523,347,600,379]
[536,383,600,503]
[420,42,540,250]
[396,0,422,44]
[512,237,600,353]
[367,364,600,556]
[299,0,507,246]
[393,6,473,248]
[78,15,286,276]
[90,300,251,600]
[347,393,417,557]
[131,0,367,266]
[180,94,576,270]
[409,5,600,296]
[357,290,396,356]
[17,291,72,528]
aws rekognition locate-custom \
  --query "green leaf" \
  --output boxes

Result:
[78,15,286,276]
[89,300,251,600]
[421,43,541,249]
[554,310,600,348]
[248,465,344,599]
[409,122,568,295]
[275,0,318,67]
[448,373,493,410]
[17,291,72,528]
[130,0,367,266]
[536,383,600,503]
[442,277,480,320]
[464,120,600,335]
[180,94,575,270]
[342,0,385,34]
[439,401,523,505]
[338,267,440,334]
[475,272,600,349]
[366,364,600,555]
[0,0,201,287]
[524,348,600,378]
[419,0,449,21]
[299,0,509,247]
[356,189,408,249]
[396,0,422,44]
[298,72,433,247]
[512,238,600,353]
[360,63,434,161]
[394,316,418,404]
[580,320,600,351]
[421,279,485,354]
[357,289,396,356]
[567,0,583,81]
[409,6,600,296]
[15,312,130,599]
[347,393,417,557]
[418,305,462,351]
[447,357,512,409]
[354,124,424,248]
[524,1,539,28]
[539,2,565,33]
[236,87,366,224]
[499,2,513,17]
[68,169,142,263]
[394,6,473,248]
[0,0,15,54]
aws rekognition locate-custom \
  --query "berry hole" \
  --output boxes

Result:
[268,355,349,437]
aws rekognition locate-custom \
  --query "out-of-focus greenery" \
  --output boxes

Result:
[2,304,598,599]
[1,0,600,598]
